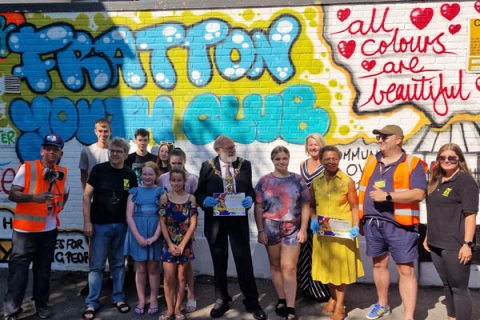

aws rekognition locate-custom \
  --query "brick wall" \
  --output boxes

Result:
[0,1,478,285]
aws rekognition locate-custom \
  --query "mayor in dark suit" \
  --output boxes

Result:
[195,136,266,320]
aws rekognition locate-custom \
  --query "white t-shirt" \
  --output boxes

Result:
[78,143,109,176]
[12,164,70,232]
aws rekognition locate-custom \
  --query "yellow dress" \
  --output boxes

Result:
[311,170,364,285]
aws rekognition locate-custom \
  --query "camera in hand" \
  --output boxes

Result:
[43,168,64,183]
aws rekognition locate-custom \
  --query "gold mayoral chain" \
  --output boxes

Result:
[208,158,244,194]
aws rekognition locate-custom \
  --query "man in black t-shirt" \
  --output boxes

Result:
[82,137,138,319]
[125,128,157,185]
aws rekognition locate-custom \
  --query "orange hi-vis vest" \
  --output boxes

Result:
[358,153,427,226]
[13,160,68,232]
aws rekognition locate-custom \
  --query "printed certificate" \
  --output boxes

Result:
[213,192,245,216]
[316,215,352,239]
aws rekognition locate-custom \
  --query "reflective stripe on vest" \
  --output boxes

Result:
[358,153,427,226]
[13,160,67,232]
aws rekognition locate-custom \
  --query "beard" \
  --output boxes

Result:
[219,152,237,163]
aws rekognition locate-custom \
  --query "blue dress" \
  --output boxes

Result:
[124,186,164,261]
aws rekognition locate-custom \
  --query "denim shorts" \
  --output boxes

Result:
[263,218,300,246]
[363,217,419,263]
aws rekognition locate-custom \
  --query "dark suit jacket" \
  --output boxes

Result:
[195,156,255,246]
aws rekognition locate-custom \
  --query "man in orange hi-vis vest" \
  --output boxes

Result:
[3,134,69,320]
[358,125,427,320]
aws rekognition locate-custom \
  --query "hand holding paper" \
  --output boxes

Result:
[241,196,253,208]
[203,196,218,207]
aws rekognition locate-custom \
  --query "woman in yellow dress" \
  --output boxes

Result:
[310,146,364,320]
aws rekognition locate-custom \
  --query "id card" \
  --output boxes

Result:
[374,179,386,188]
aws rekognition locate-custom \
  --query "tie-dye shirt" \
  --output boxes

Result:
[255,173,310,221]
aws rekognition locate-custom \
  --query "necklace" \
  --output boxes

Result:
[208,157,244,194]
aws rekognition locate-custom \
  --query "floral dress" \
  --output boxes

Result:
[159,194,197,263]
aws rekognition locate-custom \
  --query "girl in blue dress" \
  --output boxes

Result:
[159,168,198,320]
[124,161,164,316]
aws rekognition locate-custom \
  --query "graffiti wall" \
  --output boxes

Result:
[0,1,480,284]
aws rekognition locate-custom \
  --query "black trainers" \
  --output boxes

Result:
[36,303,52,319]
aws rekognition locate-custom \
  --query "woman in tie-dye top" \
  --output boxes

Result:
[254,146,310,320]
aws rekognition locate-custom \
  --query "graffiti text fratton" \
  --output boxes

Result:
[8,16,300,93]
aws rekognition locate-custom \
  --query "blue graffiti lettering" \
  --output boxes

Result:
[94,27,145,89]
[183,84,329,144]
[248,16,300,82]
[9,15,299,93]
[136,23,186,90]
[0,16,18,59]
[9,24,73,93]
[10,95,174,161]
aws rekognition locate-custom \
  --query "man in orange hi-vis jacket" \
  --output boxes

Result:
[3,134,69,320]
[358,125,427,320]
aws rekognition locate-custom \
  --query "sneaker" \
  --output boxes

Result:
[366,303,391,319]
[4,316,18,320]
[36,303,52,319]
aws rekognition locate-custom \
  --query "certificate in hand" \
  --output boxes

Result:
[213,192,246,216]
[317,215,351,239]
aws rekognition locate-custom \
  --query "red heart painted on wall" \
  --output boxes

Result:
[410,8,434,30]
[475,1,480,13]
[337,8,351,22]
[440,3,460,21]
[361,60,376,71]
[338,40,356,59]
[449,24,461,35]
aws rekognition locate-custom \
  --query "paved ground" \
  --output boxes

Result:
[1,268,480,320]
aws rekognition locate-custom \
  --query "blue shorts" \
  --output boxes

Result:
[263,218,300,246]
[363,217,419,263]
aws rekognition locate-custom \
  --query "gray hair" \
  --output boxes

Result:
[110,137,130,154]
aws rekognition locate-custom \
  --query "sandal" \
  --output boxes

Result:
[275,301,287,317]
[134,306,145,316]
[322,298,336,315]
[158,314,175,320]
[147,306,159,315]
[82,307,96,320]
[113,301,130,314]
[175,314,185,320]
[185,299,197,313]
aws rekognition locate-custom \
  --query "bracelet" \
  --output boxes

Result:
[258,230,264,233]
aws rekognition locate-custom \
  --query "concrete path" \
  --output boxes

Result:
[1,269,479,319]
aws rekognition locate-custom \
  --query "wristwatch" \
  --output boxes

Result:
[464,241,475,248]
[386,192,392,202]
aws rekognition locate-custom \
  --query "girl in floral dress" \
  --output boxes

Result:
[159,168,198,320]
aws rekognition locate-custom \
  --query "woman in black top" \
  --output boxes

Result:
[424,143,478,320]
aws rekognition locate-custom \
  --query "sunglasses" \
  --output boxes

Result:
[375,134,393,141]
[437,156,458,164]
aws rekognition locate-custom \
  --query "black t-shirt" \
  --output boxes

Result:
[426,171,479,250]
[88,162,138,224]
[125,152,158,185]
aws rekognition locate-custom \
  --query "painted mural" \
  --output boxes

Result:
[0,2,479,274]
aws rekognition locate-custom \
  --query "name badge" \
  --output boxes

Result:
[374,179,386,188]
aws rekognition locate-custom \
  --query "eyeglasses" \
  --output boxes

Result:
[220,145,236,151]
[437,156,458,164]
[376,134,393,141]
[108,149,124,155]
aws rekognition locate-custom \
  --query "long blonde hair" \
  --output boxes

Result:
[427,143,472,195]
